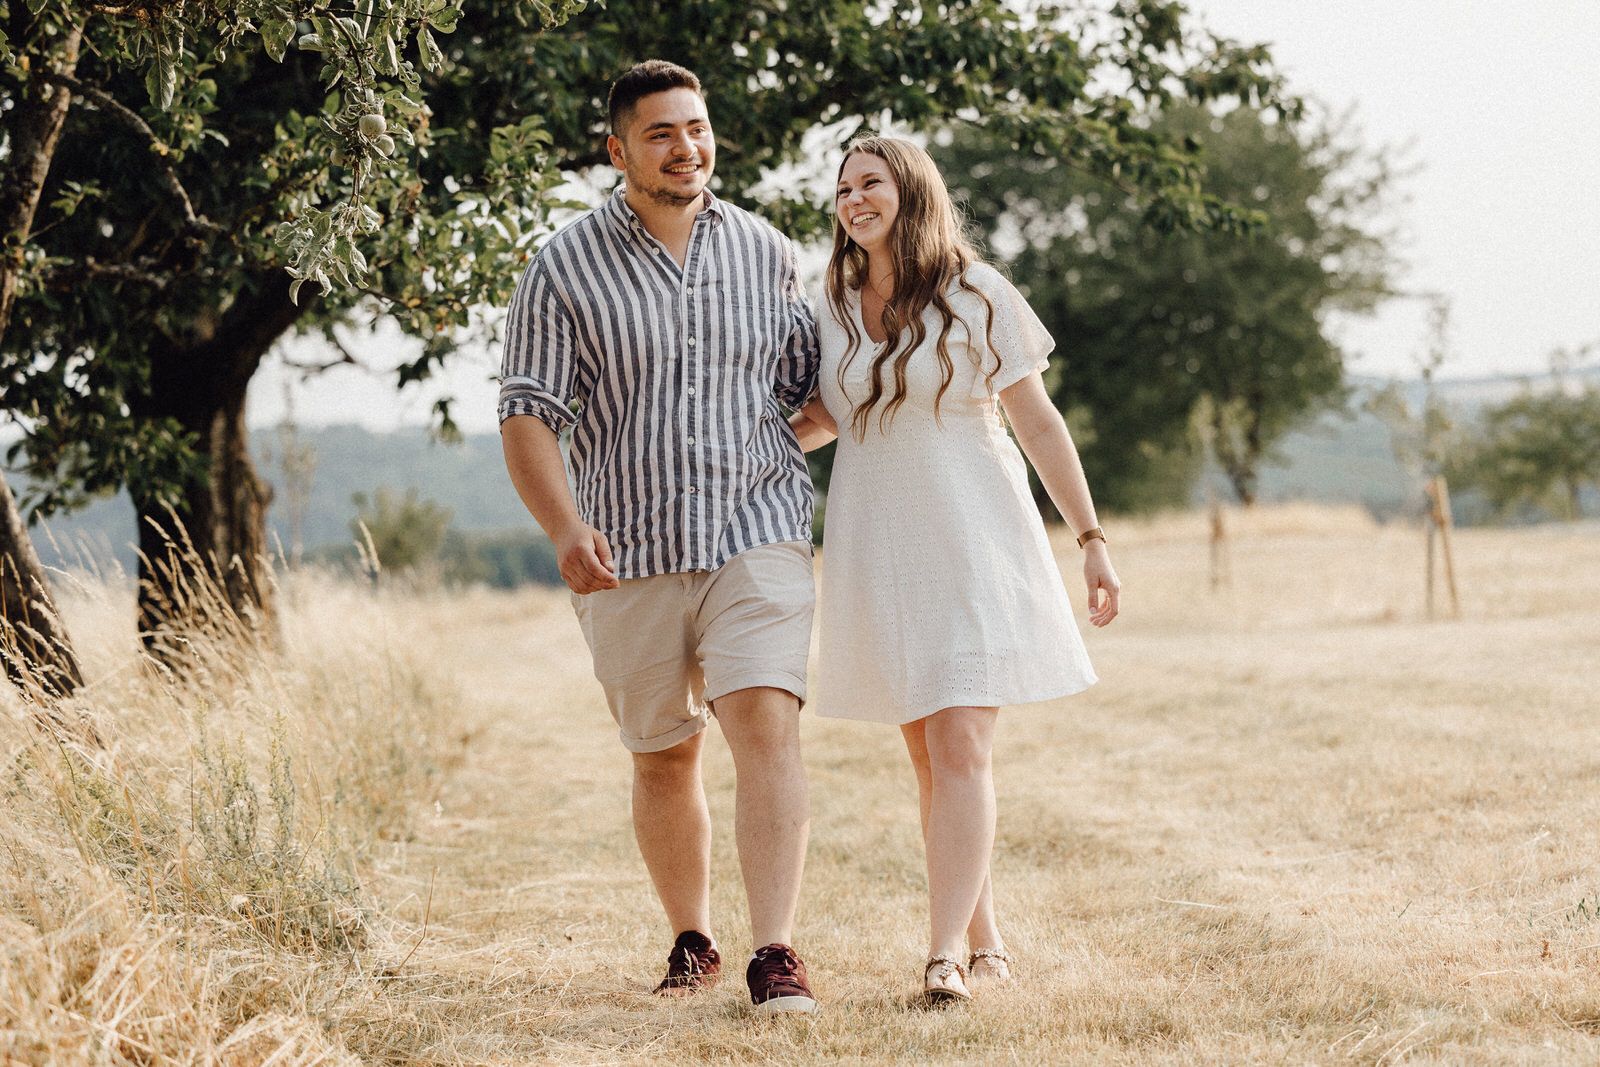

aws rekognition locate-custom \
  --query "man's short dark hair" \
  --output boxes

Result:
[608,60,703,134]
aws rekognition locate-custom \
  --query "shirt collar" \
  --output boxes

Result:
[605,184,724,244]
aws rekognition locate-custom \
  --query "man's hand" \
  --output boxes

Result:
[556,522,620,594]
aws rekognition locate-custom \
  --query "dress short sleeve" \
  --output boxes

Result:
[963,264,1055,399]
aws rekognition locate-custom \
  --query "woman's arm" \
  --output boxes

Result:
[999,371,1120,627]
[788,395,840,453]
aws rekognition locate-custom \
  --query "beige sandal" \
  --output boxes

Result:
[967,947,1014,984]
[924,953,972,1004]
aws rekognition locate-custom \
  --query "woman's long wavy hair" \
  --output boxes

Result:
[826,136,1000,441]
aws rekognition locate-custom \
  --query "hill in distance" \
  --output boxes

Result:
[17,369,1591,573]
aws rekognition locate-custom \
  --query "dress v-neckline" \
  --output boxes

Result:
[852,288,889,346]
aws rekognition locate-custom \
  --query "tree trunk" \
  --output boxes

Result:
[135,391,276,660]
[1211,405,1260,507]
[0,21,82,332]
[132,278,303,657]
[0,20,86,697]
[0,473,84,698]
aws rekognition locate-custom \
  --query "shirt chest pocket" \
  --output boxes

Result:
[709,279,781,366]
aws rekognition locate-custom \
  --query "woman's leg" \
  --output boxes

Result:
[921,706,999,962]
[900,718,934,842]
[903,718,1005,961]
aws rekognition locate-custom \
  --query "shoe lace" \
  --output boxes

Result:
[756,946,800,980]
[668,944,705,976]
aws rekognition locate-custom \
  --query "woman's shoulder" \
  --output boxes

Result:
[951,261,1013,298]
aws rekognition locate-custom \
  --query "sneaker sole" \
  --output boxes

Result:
[754,995,819,1015]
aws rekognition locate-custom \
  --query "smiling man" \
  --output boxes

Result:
[498,61,822,1014]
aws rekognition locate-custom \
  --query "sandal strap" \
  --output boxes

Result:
[967,946,1013,966]
[925,953,968,980]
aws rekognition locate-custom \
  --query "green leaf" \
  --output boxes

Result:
[418,28,444,72]
[429,6,462,33]
[260,18,295,63]
[146,56,177,111]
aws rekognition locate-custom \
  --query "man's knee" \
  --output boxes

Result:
[632,733,703,788]
[714,687,801,762]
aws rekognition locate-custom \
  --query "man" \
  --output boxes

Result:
[498,60,821,1014]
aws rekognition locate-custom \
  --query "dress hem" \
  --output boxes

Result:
[811,675,1098,726]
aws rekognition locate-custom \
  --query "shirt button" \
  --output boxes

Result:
[688,486,698,493]
[687,337,697,347]
[687,386,696,396]
[687,436,696,445]
[687,285,696,295]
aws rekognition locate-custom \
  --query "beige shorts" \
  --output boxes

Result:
[570,540,814,753]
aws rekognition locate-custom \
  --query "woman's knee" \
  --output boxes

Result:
[925,708,996,781]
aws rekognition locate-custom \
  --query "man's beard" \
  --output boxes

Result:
[644,184,701,207]
[635,165,709,207]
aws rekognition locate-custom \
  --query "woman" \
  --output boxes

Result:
[789,136,1120,1004]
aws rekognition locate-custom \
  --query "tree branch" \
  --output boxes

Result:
[30,71,223,238]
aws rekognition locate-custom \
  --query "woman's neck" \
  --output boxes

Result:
[863,251,895,297]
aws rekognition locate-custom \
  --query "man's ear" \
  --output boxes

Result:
[606,133,626,171]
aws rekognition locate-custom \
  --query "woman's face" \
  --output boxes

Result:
[836,152,900,255]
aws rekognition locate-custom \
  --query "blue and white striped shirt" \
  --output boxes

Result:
[498,187,820,579]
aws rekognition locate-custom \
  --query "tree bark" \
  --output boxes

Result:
[0,474,85,697]
[132,277,304,657]
[0,20,86,697]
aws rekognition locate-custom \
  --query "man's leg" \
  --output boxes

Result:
[631,729,713,939]
[713,685,809,948]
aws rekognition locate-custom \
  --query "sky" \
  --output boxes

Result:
[248,2,1600,435]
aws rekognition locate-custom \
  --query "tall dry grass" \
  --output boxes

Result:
[1,563,455,1064]
[5,505,1600,1064]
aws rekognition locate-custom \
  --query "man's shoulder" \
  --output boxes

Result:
[535,204,614,265]
[715,197,796,254]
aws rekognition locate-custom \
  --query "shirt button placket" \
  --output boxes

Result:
[683,268,700,565]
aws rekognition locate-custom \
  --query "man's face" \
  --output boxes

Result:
[607,87,715,208]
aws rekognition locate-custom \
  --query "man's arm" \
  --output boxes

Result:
[501,415,618,594]
[773,241,821,411]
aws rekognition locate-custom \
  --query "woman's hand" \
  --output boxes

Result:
[1084,541,1120,627]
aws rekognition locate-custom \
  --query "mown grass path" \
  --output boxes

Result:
[371,513,1600,1064]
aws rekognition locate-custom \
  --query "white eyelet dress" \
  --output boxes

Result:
[812,263,1097,725]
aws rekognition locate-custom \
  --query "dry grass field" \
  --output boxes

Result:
[5,504,1600,1064]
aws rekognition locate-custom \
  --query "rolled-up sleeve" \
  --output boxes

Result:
[498,258,579,432]
[773,244,820,411]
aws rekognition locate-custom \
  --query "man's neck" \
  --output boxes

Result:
[624,186,704,247]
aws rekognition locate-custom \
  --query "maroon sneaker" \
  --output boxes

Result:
[745,943,818,1014]
[653,930,721,996]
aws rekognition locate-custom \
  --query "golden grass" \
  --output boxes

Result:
[5,504,1600,1063]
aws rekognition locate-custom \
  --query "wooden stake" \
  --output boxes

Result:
[1423,476,1460,619]
[1425,514,1436,620]
[1433,475,1460,618]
